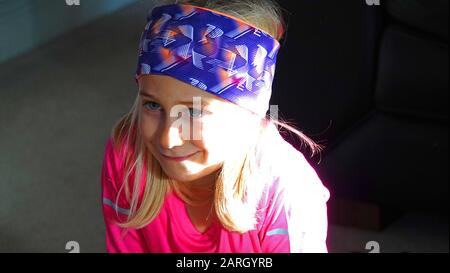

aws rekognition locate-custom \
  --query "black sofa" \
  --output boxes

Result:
[272,0,449,228]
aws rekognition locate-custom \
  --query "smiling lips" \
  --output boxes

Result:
[161,151,198,161]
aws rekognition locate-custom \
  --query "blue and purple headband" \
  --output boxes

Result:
[135,4,280,116]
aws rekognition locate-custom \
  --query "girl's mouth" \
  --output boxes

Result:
[161,151,198,161]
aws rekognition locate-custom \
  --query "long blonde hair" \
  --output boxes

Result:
[110,0,323,233]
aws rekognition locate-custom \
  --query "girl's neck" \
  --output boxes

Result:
[186,169,218,191]
[174,170,219,206]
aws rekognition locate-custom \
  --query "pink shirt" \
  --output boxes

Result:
[101,132,330,253]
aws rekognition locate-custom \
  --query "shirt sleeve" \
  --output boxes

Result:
[258,142,330,253]
[101,138,148,253]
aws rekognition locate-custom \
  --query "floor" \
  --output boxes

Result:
[0,1,447,253]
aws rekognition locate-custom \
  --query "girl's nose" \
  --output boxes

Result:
[158,116,186,149]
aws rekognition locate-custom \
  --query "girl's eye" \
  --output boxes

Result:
[143,101,162,111]
[189,108,202,118]
[142,100,207,117]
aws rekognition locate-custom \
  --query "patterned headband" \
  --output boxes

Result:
[135,4,280,116]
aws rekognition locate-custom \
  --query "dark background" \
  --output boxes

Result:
[0,0,448,252]
[273,0,448,212]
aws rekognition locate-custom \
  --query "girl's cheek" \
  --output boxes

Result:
[199,119,237,156]
[198,118,225,141]
[140,113,159,140]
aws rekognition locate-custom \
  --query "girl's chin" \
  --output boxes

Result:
[163,171,196,183]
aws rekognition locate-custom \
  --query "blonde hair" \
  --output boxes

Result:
[168,0,286,40]
[110,0,323,233]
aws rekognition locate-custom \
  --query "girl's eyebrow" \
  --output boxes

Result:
[138,90,210,106]
[139,90,157,99]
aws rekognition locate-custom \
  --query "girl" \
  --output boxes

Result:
[101,0,330,253]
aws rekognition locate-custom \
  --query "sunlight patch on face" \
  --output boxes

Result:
[198,100,261,165]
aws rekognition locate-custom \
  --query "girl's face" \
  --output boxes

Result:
[138,74,258,186]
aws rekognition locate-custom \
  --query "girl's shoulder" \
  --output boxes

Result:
[258,125,330,205]
[101,137,144,206]
[278,140,330,203]
[102,137,123,187]
[102,136,139,180]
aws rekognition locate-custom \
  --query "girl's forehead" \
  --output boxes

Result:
[139,74,229,105]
